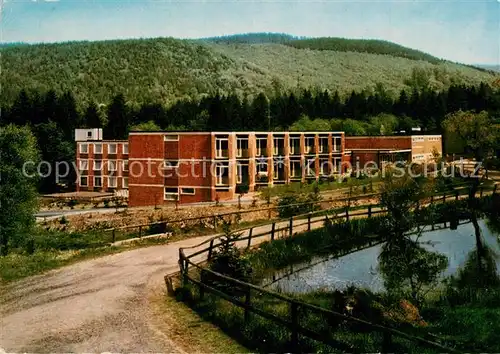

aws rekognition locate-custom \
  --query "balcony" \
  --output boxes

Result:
[216,176,229,186]
[236,136,249,158]
[215,136,229,159]
[236,148,249,158]
[305,136,316,155]
[215,149,229,159]
[256,136,268,157]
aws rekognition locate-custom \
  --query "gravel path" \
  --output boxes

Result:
[0,213,333,352]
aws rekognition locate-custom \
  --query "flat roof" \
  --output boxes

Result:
[129,131,345,135]
[346,135,441,139]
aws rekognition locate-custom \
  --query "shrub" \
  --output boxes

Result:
[276,191,321,218]
[202,219,252,295]
[236,183,249,195]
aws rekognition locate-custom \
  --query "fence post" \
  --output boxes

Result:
[442,192,446,204]
[207,239,215,260]
[368,205,372,218]
[199,278,205,300]
[112,229,116,243]
[247,228,253,249]
[430,195,434,205]
[271,222,276,241]
[381,331,392,353]
[290,302,299,349]
[139,226,142,238]
[456,190,459,201]
[480,187,483,198]
[289,217,293,237]
[307,212,312,231]
[244,288,251,323]
[494,184,498,195]
[345,207,350,222]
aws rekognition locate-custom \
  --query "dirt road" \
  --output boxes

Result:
[0,213,332,352]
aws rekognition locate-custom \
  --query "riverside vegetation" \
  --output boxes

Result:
[175,172,500,353]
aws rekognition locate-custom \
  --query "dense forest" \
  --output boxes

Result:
[2,34,500,194]
[3,81,500,192]
[1,35,497,108]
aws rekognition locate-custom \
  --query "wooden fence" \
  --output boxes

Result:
[172,186,496,353]
[108,180,487,243]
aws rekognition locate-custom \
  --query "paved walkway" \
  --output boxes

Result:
[0,212,334,352]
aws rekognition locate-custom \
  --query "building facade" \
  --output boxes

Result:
[75,128,129,197]
[76,130,346,206]
[345,135,442,168]
[75,130,442,206]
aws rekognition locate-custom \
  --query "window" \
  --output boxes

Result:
[108,177,117,188]
[305,136,315,154]
[290,137,301,154]
[164,134,179,141]
[333,158,341,173]
[319,137,329,153]
[290,160,301,178]
[108,160,117,171]
[215,164,229,185]
[319,159,329,175]
[181,187,195,195]
[122,160,129,171]
[332,137,342,152]
[93,160,102,171]
[215,138,229,158]
[123,177,128,188]
[87,131,92,138]
[256,161,268,173]
[164,160,179,168]
[79,143,88,154]
[306,158,316,176]
[108,143,117,154]
[80,176,88,186]
[122,143,129,154]
[237,164,243,184]
[236,138,248,157]
[164,187,179,200]
[79,160,88,170]
[256,138,267,156]
[94,143,102,154]
[94,176,102,187]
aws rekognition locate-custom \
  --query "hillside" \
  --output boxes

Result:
[1,36,497,107]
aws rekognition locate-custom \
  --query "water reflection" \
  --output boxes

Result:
[266,220,500,294]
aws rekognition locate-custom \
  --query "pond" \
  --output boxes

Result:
[265,219,500,294]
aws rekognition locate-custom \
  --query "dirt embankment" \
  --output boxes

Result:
[40,194,380,234]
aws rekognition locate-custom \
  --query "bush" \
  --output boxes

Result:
[276,191,321,218]
[236,183,249,195]
[202,219,252,295]
[34,230,108,250]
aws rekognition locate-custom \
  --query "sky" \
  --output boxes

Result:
[1,0,499,65]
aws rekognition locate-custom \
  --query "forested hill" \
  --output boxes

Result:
[1,35,497,108]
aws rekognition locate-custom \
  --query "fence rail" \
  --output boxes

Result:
[108,180,487,243]
[172,186,500,353]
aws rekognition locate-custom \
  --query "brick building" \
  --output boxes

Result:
[75,128,129,197]
[345,135,442,168]
[75,130,442,206]
[76,130,347,206]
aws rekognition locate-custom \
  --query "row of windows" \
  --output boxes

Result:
[79,143,128,154]
[164,187,195,200]
[216,136,342,158]
[79,159,128,171]
[427,137,441,142]
[80,176,128,188]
